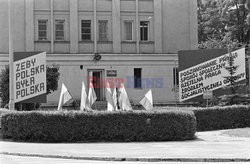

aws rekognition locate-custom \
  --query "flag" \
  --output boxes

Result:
[57,83,72,110]
[80,81,89,110]
[139,89,153,110]
[106,82,114,111]
[118,83,132,111]
[88,82,97,108]
[113,87,118,110]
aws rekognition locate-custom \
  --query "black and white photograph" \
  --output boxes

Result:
[0,0,250,163]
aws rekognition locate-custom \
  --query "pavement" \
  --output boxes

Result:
[0,128,250,162]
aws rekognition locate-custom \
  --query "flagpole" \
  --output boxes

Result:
[8,0,15,110]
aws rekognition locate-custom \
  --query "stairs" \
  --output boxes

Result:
[92,101,107,110]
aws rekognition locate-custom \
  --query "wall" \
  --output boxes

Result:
[162,0,198,53]
[45,53,179,105]
[0,0,198,54]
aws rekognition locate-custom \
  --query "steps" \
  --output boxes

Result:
[91,101,107,110]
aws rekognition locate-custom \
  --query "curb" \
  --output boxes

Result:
[1,152,250,162]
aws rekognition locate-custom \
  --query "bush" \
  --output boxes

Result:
[0,108,10,128]
[1,110,196,142]
[193,105,250,131]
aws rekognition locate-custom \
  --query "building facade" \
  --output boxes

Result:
[0,0,198,106]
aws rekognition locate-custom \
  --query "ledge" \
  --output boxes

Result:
[54,41,70,43]
[139,41,154,44]
[97,41,113,44]
[79,41,94,43]
[122,41,136,44]
[34,40,51,43]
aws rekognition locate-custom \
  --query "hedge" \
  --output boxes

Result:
[1,110,196,142]
[193,105,250,131]
[0,108,10,128]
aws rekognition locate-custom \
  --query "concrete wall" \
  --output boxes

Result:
[162,0,198,53]
[0,0,26,53]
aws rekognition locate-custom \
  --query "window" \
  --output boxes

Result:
[81,20,91,40]
[124,21,133,41]
[38,20,48,40]
[55,20,65,40]
[173,67,179,86]
[140,21,149,41]
[99,20,108,41]
[134,68,142,88]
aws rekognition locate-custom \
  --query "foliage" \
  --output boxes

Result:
[218,94,250,105]
[0,67,9,107]
[198,0,250,44]
[0,65,60,110]
[1,110,196,142]
[46,65,60,94]
[198,37,242,49]
[193,105,250,131]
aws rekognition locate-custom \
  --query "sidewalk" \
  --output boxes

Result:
[1,128,250,162]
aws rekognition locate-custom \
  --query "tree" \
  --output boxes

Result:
[223,46,241,104]
[198,0,250,44]
[0,65,60,110]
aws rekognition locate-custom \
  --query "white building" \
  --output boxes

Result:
[0,0,198,106]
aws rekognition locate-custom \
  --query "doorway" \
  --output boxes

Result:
[88,69,104,101]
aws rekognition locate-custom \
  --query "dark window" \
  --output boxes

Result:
[134,68,142,88]
[81,20,91,40]
[140,21,149,41]
[173,67,179,86]
[38,20,48,40]
[55,20,65,40]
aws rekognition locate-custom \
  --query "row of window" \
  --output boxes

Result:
[38,19,149,42]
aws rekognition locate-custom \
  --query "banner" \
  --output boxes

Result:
[14,52,46,103]
[179,48,246,102]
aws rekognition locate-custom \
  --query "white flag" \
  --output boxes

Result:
[118,83,132,111]
[106,82,114,111]
[80,81,89,110]
[113,87,118,110]
[57,83,72,110]
[88,82,97,108]
[139,89,153,110]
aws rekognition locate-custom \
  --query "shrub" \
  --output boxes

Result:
[0,108,10,128]
[1,110,196,142]
[193,105,250,131]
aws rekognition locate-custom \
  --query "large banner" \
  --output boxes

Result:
[179,48,246,102]
[14,52,46,103]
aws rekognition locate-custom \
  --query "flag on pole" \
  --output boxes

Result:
[57,83,72,110]
[80,81,89,110]
[118,83,132,111]
[88,82,97,108]
[113,87,118,110]
[139,89,153,110]
[106,82,114,111]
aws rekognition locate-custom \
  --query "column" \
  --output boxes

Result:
[154,0,163,53]
[94,0,97,53]
[189,0,198,49]
[50,0,54,53]
[112,0,121,53]
[25,0,34,51]
[136,0,139,53]
[70,0,78,53]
